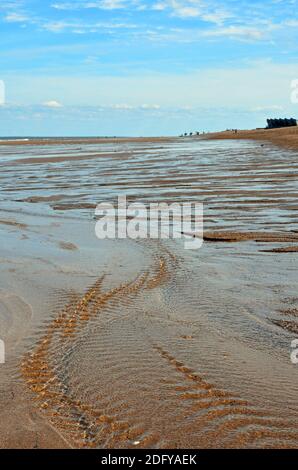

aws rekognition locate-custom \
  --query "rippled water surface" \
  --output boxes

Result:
[0,138,297,449]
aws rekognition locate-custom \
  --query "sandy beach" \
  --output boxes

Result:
[203,126,298,150]
[0,135,297,449]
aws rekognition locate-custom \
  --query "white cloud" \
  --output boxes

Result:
[42,100,63,108]
[7,62,298,111]
[163,1,205,19]
[152,3,167,11]
[4,12,28,22]
[284,19,298,27]
[42,19,137,33]
[201,10,233,26]
[43,21,69,32]
[140,103,161,109]
[109,103,135,109]
[252,105,284,112]
[50,0,232,26]
[0,0,291,47]
[203,26,266,41]
[172,6,201,18]
[97,0,127,9]
[107,103,161,110]
[51,0,129,10]
[202,19,281,42]
[51,2,75,10]
[153,0,233,24]
[0,1,24,11]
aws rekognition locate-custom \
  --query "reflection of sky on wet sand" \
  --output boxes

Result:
[0,139,297,232]
[0,138,297,449]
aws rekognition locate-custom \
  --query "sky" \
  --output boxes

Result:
[0,0,298,136]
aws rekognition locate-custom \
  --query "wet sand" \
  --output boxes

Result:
[203,126,298,151]
[0,137,172,147]
[0,137,297,448]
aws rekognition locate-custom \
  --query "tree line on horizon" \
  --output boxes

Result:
[266,118,297,129]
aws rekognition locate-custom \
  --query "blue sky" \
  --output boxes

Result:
[1,0,298,136]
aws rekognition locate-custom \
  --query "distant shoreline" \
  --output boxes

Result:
[0,136,175,146]
[1,126,298,150]
[202,126,298,150]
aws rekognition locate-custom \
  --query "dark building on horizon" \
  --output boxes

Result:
[266,118,297,129]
